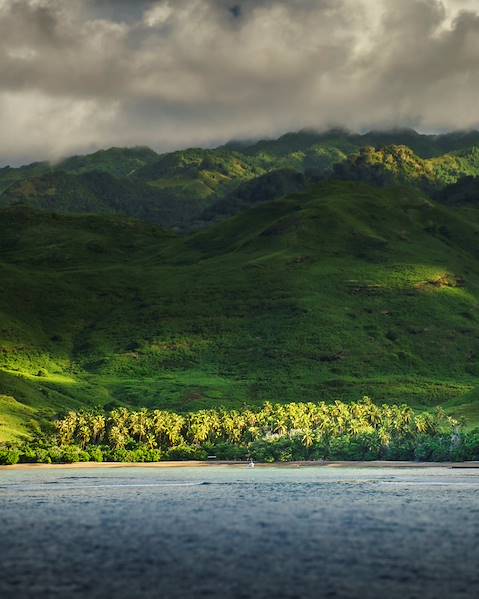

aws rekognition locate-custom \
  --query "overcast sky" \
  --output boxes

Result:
[1,0,479,164]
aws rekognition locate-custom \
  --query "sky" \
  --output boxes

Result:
[1,0,479,164]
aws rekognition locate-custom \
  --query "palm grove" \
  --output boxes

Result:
[3,398,479,464]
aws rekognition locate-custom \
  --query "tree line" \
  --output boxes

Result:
[2,397,478,464]
[54,397,446,449]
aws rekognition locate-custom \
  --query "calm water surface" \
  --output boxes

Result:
[1,466,478,598]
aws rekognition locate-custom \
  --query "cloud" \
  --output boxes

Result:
[0,0,479,164]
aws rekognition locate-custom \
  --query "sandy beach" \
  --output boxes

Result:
[2,459,479,470]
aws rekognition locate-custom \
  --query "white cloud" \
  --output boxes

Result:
[144,1,173,26]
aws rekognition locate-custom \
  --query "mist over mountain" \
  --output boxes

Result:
[1,0,479,164]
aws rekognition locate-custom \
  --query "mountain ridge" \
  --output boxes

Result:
[3,128,479,231]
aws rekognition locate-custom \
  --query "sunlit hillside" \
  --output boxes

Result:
[2,180,479,439]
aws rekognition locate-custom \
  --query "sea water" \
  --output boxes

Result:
[1,465,478,598]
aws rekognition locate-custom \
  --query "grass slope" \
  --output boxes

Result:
[2,181,479,439]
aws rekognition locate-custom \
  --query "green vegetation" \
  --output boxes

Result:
[3,129,479,446]
[2,399,477,464]
[0,170,197,228]
[0,161,51,194]
[2,179,479,441]
[201,169,307,223]
[228,127,479,160]
[58,146,159,178]
[0,146,310,229]
[334,145,479,190]
[3,129,479,230]
[436,175,479,206]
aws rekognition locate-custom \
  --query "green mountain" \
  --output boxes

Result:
[0,170,207,228]
[1,171,144,214]
[334,145,479,191]
[2,181,479,441]
[228,127,479,159]
[0,147,159,191]
[0,144,325,230]
[57,146,159,178]
[0,161,51,194]
[3,129,479,232]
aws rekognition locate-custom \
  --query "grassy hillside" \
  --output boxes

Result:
[2,181,479,440]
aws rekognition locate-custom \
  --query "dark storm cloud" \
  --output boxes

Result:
[0,0,478,163]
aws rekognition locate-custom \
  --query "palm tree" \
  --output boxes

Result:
[89,413,106,444]
[130,408,151,443]
[164,412,185,447]
[301,428,314,448]
[77,420,92,449]
[55,411,78,446]
[189,410,214,444]
[109,425,128,449]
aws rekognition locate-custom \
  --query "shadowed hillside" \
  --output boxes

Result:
[0,170,209,228]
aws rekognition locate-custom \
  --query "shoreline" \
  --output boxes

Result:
[1,460,479,470]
